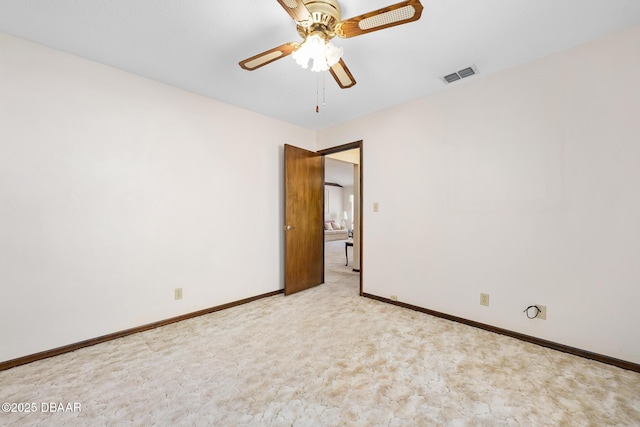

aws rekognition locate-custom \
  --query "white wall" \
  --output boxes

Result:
[317,26,640,364]
[0,33,315,363]
[3,26,640,366]
[324,185,344,223]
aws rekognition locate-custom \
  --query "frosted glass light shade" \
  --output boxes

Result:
[292,35,343,72]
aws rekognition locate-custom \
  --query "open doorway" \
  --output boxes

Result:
[319,141,363,295]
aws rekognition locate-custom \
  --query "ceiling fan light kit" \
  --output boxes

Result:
[239,0,424,89]
[291,34,343,72]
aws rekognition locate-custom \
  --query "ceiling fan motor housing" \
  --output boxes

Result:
[296,0,341,41]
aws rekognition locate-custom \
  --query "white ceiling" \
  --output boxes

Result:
[325,157,355,188]
[1,1,639,130]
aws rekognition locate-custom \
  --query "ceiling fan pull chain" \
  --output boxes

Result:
[316,72,320,113]
[315,72,326,113]
[323,71,326,106]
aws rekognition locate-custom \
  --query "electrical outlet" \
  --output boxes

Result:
[390,295,398,301]
[537,305,546,320]
[480,293,490,306]
[174,288,183,300]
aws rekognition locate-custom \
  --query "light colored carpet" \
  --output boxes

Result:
[1,240,639,426]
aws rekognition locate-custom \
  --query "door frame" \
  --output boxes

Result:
[318,140,363,296]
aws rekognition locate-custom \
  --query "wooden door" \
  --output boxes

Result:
[284,144,324,295]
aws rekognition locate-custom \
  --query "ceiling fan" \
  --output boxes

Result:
[239,0,424,89]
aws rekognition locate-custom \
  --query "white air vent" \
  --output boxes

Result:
[441,65,479,84]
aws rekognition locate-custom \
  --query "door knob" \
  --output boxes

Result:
[285,225,295,230]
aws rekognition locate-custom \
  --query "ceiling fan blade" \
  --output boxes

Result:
[276,0,312,23]
[329,58,356,89]
[336,0,424,38]
[239,43,298,71]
